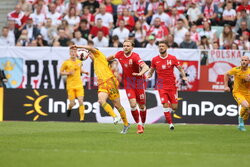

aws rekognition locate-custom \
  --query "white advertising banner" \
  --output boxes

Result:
[0,47,200,89]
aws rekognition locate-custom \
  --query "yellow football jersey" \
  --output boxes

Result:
[93,50,114,84]
[228,66,250,94]
[60,59,83,89]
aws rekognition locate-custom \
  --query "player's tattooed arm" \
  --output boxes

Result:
[224,72,231,92]
[106,55,116,61]
[177,65,188,82]
[146,67,155,79]
[75,45,97,54]
[132,63,149,76]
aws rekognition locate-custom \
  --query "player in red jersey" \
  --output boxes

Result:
[147,41,187,130]
[107,40,149,134]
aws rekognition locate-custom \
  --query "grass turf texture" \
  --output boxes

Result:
[0,122,249,167]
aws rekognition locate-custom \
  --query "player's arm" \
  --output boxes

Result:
[224,71,232,92]
[132,63,149,76]
[146,67,155,79]
[75,45,98,54]
[177,65,188,82]
[106,55,116,61]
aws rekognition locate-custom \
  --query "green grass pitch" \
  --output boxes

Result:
[0,122,250,167]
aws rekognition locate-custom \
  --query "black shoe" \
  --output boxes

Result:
[66,109,72,117]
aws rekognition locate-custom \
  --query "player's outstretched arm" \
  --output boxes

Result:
[224,72,231,92]
[75,45,97,53]
[132,63,149,76]
[106,55,116,61]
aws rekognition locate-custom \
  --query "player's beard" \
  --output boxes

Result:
[160,50,166,55]
[124,50,131,56]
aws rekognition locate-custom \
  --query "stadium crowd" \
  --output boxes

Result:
[0,0,249,50]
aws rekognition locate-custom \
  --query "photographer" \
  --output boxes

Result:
[0,69,7,88]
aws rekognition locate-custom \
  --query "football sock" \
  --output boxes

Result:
[102,102,117,118]
[131,107,139,123]
[79,105,85,121]
[118,107,129,126]
[164,108,173,124]
[239,107,248,124]
[140,108,147,124]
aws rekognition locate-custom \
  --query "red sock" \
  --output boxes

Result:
[131,109,139,123]
[164,112,173,124]
[140,110,147,124]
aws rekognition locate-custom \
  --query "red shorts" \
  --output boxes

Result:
[125,89,146,105]
[158,89,178,104]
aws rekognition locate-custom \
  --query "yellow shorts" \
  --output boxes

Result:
[67,87,84,101]
[98,77,120,100]
[233,92,250,106]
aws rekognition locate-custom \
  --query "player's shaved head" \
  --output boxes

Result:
[240,55,249,68]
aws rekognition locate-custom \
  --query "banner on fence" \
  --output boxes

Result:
[3,89,246,125]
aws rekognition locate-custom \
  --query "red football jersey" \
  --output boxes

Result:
[151,54,180,89]
[115,51,145,89]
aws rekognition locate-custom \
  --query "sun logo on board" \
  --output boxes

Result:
[24,90,48,121]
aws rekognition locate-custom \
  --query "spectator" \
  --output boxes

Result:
[236,21,250,39]
[81,0,100,15]
[165,0,177,9]
[212,41,220,49]
[222,2,236,26]
[117,0,132,16]
[117,8,135,31]
[6,20,19,44]
[231,42,239,50]
[80,6,95,28]
[87,39,94,47]
[19,0,32,16]
[174,0,186,14]
[149,0,161,14]
[169,7,189,31]
[35,0,49,15]
[150,4,171,27]
[219,24,235,49]
[0,27,15,46]
[133,0,153,24]
[234,10,250,33]
[179,32,198,49]
[109,35,123,47]
[104,0,115,14]
[127,32,142,47]
[173,19,188,45]
[17,29,29,46]
[57,28,70,46]
[166,34,178,48]
[145,35,157,49]
[65,0,82,16]
[28,39,38,47]
[40,18,57,45]
[187,2,202,25]
[78,19,90,40]
[71,31,88,45]
[133,21,146,47]
[201,0,219,25]
[198,36,212,49]
[112,19,129,43]
[22,17,40,41]
[93,31,109,47]
[198,20,217,43]
[236,0,250,14]
[239,31,250,50]
[30,4,46,27]
[190,24,200,44]
[55,0,66,15]
[36,34,48,46]
[147,17,169,42]
[64,7,80,30]
[60,20,73,39]
[95,4,114,29]
[47,3,62,26]
[8,4,25,29]
[89,18,109,40]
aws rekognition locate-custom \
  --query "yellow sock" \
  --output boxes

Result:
[118,107,129,126]
[102,103,117,117]
[79,105,85,121]
[240,107,249,122]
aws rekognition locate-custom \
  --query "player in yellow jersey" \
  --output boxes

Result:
[73,45,130,134]
[224,56,250,131]
[60,46,89,121]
